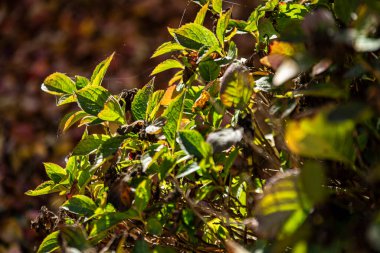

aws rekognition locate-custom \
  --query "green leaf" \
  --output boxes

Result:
[147,90,165,122]
[162,91,186,149]
[254,170,310,239]
[44,163,67,184]
[151,41,186,58]
[57,94,76,106]
[151,59,184,76]
[62,195,97,217]
[220,62,254,109]
[178,130,208,159]
[134,179,151,213]
[41,72,76,95]
[216,9,231,46]
[286,110,355,163]
[90,52,114,86]
[198,60,220,82]
[131,79,154,121]
[98,136,126,157]
[25,180,63,196]
[76,86,111,116]
[258,18,280,42]
[278,3,309,20]
[212,0,222,13]
[176,162,201,178]
[194,1,209,25]
[37,231,60,253]
[75,75,90,89]
[170,23,219,50]
[59,110,88,133]
[60,225,92,251]
[98,96,126,124]
[90,210,139,237]
[72,134,110,156]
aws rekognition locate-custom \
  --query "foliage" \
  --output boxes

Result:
[28,0,380,252]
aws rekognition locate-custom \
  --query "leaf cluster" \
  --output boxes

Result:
[28,0,380,252]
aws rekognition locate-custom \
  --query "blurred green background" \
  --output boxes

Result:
[0,0,258,251]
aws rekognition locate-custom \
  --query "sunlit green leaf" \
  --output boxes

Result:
[41,72,76,95]
[212,0,222,13]
[25,180,64,196]
[62,195,97,217]
[151,59,184,76]
[162,91,185,149]
[178,130,208,159]
[151,41,186,58]
[194,1,209,25]
[60,225,93,251]
[57,94,76,106]
[134,179,151,213]
[216,9,231,46]
[98,96,126,124]
[37,231,60,253]
[72,134,110,156]
[44,162,67,184]
[98,136,126,157]
[220,62,254,109]
[131,78,154,121]
[76,86,111,116]
[286,110,355,163]
[198,60,220,82]
[254,170,310,239]
[147,90,165,122]
[170,23,219,50]
[75,75,90,89]
[89,210,139,237]
[91,52,114,86]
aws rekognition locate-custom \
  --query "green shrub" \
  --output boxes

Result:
[28,0,380,252]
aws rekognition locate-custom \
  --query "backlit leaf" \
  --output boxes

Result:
[134,179,151,213]
[170,23,219,50]
[216,9,231,46]
[162,91,185,149]
[89,210,139,237]
[212,0,222,14]
[194,1,209,25]
[151,59,184,76]
[76,86,111,116]
[44,162,67,184]
[131,78,154,121]
[98,96,126,124]
[37,231,60,253]
[90,52,114,86]
[62,195,97,217]
[254,170,310,239]
[286,110,355,163]
[220,62,254,109]
[25,180,63,196]
[72,134,110,156]
[147,90,165,122]
[198,60,220,82]
[151,41,186,58]
[75,75,90,89]
[178,130,208,159]
[41,72,76,95]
